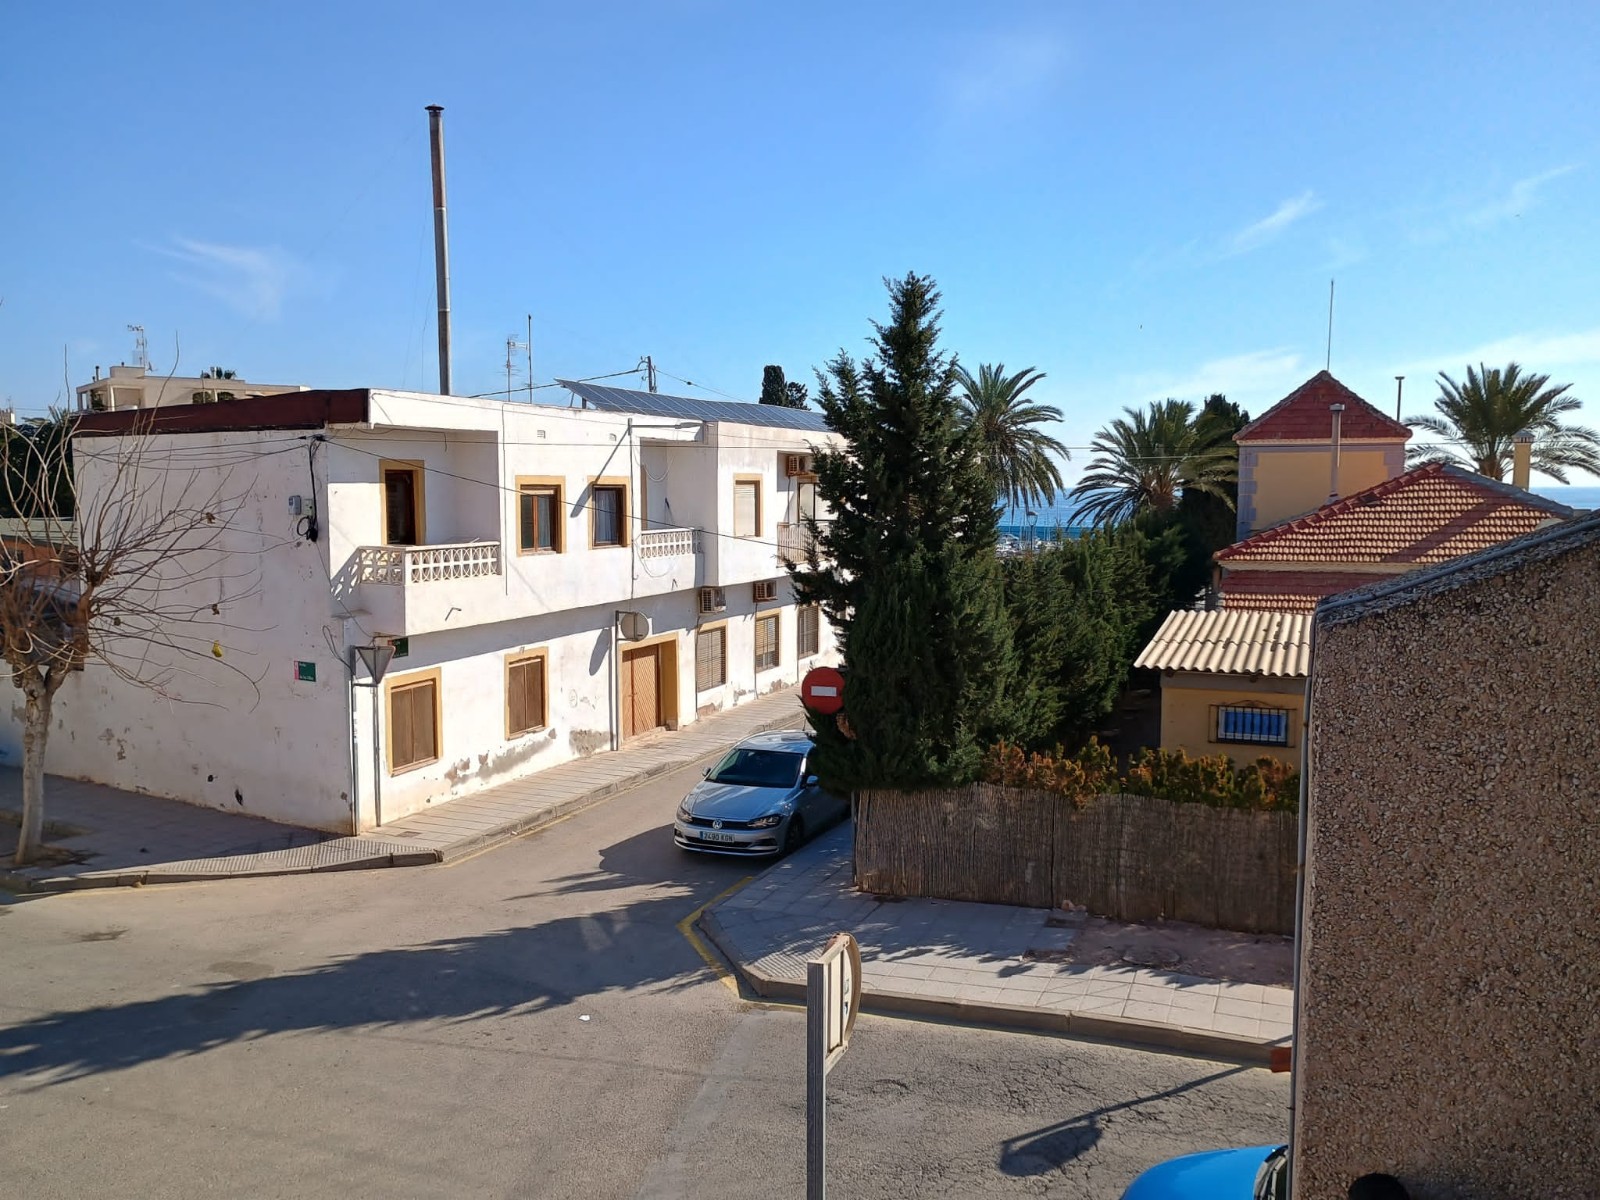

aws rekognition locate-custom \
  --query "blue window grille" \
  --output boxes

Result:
[1214,704,1291,746]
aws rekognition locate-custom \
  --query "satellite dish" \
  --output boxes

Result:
[617,611,650,642]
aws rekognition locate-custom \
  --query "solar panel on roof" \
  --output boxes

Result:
[556,380,831,433]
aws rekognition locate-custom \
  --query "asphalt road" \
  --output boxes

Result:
[0,754,1289,1198]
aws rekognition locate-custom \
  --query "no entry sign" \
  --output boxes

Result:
[800,666,845,715]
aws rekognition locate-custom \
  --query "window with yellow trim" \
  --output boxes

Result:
[507,652,548,736]
[755,613,780,671]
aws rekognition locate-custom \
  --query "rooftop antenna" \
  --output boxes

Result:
[1394,375,1405,420]
[126,324,148,369]
[525,314,533,402]
[1324,279,1335,372]
[504,330,528,402]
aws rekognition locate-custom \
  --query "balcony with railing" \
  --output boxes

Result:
[351,541,504,636]
[778,522,831,562]
[356,541,503,585]
[637,527,700,560]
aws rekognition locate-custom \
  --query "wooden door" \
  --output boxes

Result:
[621,645,663,738]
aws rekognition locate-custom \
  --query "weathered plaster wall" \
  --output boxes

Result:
[0,430,355,831]
[1158,673,1304,768]
[1292,538,1600,1200]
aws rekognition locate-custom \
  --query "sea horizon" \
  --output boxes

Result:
[999,483,1600,541]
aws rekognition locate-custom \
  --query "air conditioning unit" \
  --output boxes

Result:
[785,454,817,478]
[698,587,727,614]
[753,579,778,602]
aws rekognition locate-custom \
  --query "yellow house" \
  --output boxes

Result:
[1133,609,1309,768]
[1137,370,1577,765]
[1233,369,1411,538]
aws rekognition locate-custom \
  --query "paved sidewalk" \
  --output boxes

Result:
[374,688,806,859]
[1,688,808,893]
[701,824,1294,1061]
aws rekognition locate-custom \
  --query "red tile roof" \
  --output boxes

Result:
[1235,371,1412,443]
[1216,463,1574,567]
[1219,570,1394,613]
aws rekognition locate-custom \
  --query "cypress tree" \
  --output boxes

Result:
[760,365,788,406]
[792,274,1014,789]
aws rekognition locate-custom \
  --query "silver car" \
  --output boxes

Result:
[674,730,848,856]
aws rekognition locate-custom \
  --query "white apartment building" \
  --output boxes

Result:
[75,364,310,412]
[0,383,840,833]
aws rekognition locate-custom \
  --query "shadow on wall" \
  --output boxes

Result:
[0,889,711,1087]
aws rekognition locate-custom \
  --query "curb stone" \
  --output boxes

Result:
[697,904,1280,1066]
[0,849,445,895]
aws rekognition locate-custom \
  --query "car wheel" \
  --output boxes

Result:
[782,815,806,855]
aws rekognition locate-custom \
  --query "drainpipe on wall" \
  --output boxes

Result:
[1512,432,1535,490]
[1327,404,1345,503]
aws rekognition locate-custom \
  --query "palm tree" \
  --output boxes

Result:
[954,363,1070,510]
[1069,398,1237,528]
[1406,362,1600,483]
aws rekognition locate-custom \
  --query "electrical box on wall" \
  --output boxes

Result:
[288,495,317,517]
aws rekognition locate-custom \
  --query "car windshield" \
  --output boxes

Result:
[707,748,805,788]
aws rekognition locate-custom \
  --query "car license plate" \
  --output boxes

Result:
[700,831,738,844]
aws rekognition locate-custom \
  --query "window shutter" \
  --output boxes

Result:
[696,627,726,691]
[735,481,758,537]
[509,657,545,735]
[390,678,438,771]
[755,614,779,670]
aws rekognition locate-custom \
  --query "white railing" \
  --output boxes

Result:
[778,523,814,560]
[356,541,503,585]
[637,527,700,560]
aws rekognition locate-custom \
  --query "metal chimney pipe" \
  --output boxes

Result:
[1328,403,1345,502]
[426,105,452,396]
[1512,432,1535,490]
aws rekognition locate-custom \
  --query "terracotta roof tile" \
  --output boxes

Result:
[1216,464,1574,567]
[1235,371,1412,443]
[1220,570,1394,613]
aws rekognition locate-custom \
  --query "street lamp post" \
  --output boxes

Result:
[351,643,397,828]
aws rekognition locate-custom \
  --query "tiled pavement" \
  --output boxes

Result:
[1,688,809,892]
[701,824,1294,1060]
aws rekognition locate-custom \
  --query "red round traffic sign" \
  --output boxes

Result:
[800,666,845,715]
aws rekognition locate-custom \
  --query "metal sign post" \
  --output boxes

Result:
[806,932,862,1200]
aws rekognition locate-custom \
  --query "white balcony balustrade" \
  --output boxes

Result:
[356,541,503,585]
[636,527,700,560]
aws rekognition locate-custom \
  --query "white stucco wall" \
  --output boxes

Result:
[0,429,356,831]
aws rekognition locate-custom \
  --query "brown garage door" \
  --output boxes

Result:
[621,644,664,739]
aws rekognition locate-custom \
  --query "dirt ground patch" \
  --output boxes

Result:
[1062,914,1293,987]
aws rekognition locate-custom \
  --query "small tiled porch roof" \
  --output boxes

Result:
[1135,608,1311,678]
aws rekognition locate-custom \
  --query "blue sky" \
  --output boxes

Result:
[6,1,1600,485]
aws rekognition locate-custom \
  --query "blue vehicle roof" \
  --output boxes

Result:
[1121,1146,1278,1199]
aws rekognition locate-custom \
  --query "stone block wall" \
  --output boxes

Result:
[1292,534,1600,1199]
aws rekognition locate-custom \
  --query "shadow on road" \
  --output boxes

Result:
[511,824,756,900]
[0,890,711,1088]
[997,1064,1250,1176]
